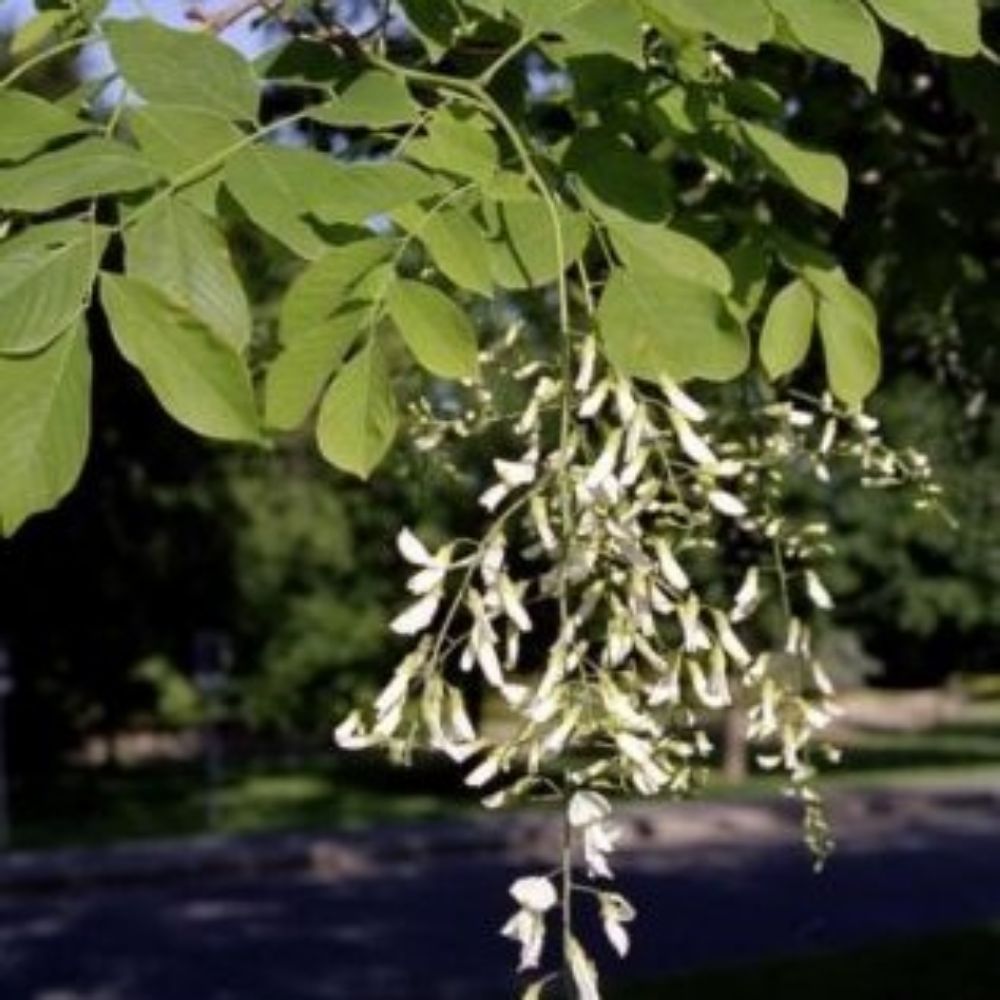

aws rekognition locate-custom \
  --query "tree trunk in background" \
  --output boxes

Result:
[722,706,748,784]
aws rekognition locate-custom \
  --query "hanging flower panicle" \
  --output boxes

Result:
[336,328,941,997]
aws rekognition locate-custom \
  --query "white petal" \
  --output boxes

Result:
[407,566,446,595]
[389,593,441,635]
[568,790,612,828]
[510,876,558,913]
[604,916,630,958]
[479,482,511,512]
[397,527,434,567]
[805,570,834,610]
[708,490,748,518]
[661,376,707,422]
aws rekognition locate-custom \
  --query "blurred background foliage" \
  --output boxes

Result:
[0,2,995,842]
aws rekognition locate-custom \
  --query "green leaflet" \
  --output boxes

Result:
[644,0,774,51]
[387,279,479,380]
[279,238,396,342]
[769,0,882,89]
[866,0,981,59]
[265,304,366,431]
[126,198,252,351]
[225,147,440,256]
[398,0,460,59]
[224,146,337,260]
[759,278,816,379]
[511,0,645,65]
[308,162,444,225]
[0,138,162,213]
[407,109,501,183]
[129,104,245,215]
[0,324,91,537]
[317,339,398,479]
[104,18,260,121]
[309,70,419,128]
[483,196,591,290]
[742,122,849,216]
[393,203,494,296]
[0,220,108,355]
[598,266,749,383]
[101,273,260,443]
[0,90,92,163]
[566,130,673,224]
[807,267,881,406]
[607,219,732,294]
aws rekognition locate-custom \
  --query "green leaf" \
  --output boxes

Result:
[11,9,71,56]
[484,196,591,290]
[0,221,107,355]
[224,146,333,260]
[608,220,732,294]
[0,90,92,163]
[316,340,398,479]
[407,109,500,183]
[393,203,493,296]
[769,0,882,89]
[309,70,419,128]
[0,324,91,537]
[866,0,981,58]
[279,238,396,341]
[807,267,881,406]
[0,137,161,213]
[598,266,749,382]
[542,0,645,66]
[308,162,444,225]
[741,122,849,215]
[101,273,260,442]
[129,104,245,215]
[759,278,815,379]
[387,279,478,379]
[265,305,365,431]
[126,198,252,350]
[104,17,260,121]
[645,0,774,50]
[566,130,672,224]
[398,0,460,60]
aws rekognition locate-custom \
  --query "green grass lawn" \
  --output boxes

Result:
[615,924,1000,999]
[11,700,1000,851]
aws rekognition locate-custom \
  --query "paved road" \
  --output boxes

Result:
[2,787,1000,999]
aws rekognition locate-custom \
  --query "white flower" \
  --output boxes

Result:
[660,375,707,422]
[805,570,834,610]
[389,592,441,635]
[333,710,377,750]
[397,527,435,567]
[712,610,751,667]
[654,540,690,592]
[708,490,748,518]
[583,429,622,494]
[579,379,611,419]
[568,790,612,828]
[670,410,717,466]
[510,876,558,912]
[479,482,510,512]
[501,876,558,971]
[499,576,533,632]
[598,892,637,958]
[466,752,501,788]
[575,336,597,392]
[495,456,537,488]
[731,567,761,621]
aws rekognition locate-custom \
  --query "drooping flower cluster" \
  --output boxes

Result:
[336,328,940,998]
